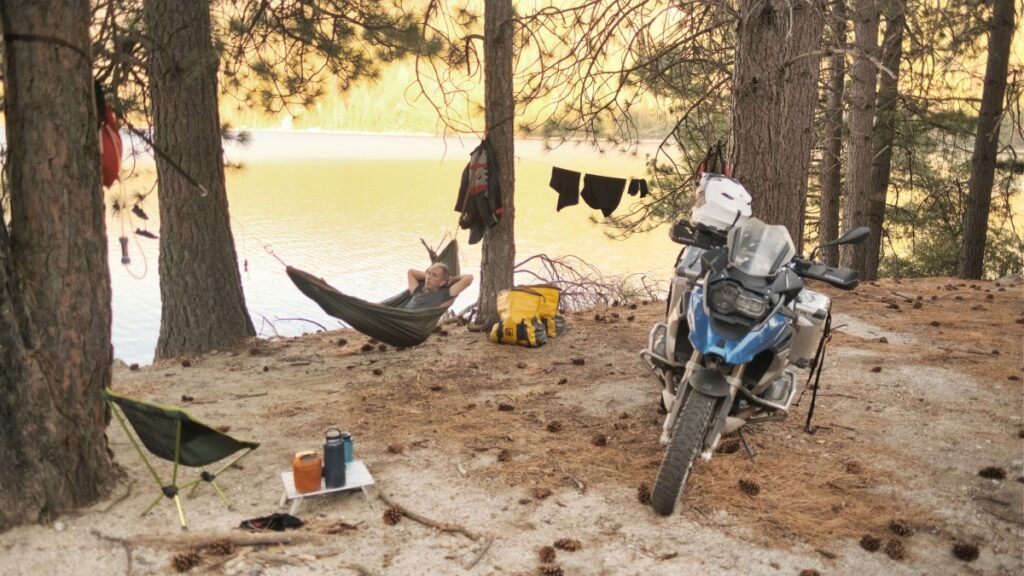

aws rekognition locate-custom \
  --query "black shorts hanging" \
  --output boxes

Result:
[581,174,627,217]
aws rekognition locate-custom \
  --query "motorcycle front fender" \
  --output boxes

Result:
[688,368,731,398]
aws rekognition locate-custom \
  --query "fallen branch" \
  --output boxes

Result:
[129,532,319,549]
[464,538,494,570]
[378,493,483,541]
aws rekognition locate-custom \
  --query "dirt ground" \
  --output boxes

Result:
[1,277,1021,576]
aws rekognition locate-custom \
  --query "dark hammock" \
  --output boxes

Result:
[286,240,460,348]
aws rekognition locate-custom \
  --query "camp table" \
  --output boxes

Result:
[279,460,375,515]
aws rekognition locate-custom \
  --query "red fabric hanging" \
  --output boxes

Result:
[100,105,122,188]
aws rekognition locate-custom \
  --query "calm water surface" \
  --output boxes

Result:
[108,132,678,365]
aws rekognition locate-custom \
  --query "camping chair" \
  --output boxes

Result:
[104,388,260,529]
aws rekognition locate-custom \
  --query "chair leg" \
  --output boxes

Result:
[174,495,188,530]
[142,492,165,516]
[209,481,232,510]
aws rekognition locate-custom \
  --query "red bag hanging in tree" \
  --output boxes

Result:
[100,105,122,188]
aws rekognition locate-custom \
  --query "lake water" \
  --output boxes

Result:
[109,132,678,365]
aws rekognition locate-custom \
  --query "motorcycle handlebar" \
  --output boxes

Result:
[791,257,860,290]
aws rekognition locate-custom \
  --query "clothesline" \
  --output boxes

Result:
[512,154,647,180]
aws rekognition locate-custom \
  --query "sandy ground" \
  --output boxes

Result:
[1,277,1021,576]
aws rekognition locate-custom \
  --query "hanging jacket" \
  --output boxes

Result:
[454,140,503,244]
[95,81,122,188]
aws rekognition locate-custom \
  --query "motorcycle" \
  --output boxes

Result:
[640,207,868,516]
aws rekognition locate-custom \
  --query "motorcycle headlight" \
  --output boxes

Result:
[708,281,767,319]
[708,281,740,314]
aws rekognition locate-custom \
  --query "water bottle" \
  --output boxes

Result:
[341,432,353,464]
[323,428,346,489]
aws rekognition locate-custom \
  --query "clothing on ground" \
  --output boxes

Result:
[406,286,453,310]
[549,167,581,211]
[581,174,627,217]
[627,178,649,198]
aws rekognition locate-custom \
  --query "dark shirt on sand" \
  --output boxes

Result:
[406,286,453,310]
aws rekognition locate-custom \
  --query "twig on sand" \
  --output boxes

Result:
[97,481,133,513]
[378,493,483,541]
[89,530,133,576]
[557,461,586,493]
[341,562,377,575]
[232,391,269,399]
[464,537,494,570]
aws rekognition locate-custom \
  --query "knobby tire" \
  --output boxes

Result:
[650,389,718,516]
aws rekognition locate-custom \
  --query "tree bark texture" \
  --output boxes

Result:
[865,0,904,279]
[476,0,516,327]
[818,0,847,267]
[0,0,116,528]
[731,0,825,253]
[958,0,1015,279]
[145,0,255,358]
[839,0,880,276]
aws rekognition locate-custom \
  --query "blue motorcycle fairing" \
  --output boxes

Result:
[687,286,788,365]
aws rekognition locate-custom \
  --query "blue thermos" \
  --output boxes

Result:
[342,431,353,464]
[323,428,346,489]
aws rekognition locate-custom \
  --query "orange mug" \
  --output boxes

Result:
[292,451,322,493]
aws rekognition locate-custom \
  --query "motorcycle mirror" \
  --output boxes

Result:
[810,226,871,259]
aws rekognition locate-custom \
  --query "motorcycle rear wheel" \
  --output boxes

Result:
[650,389,718,516]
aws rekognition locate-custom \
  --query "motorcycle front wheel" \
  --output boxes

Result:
[650,389,718,516]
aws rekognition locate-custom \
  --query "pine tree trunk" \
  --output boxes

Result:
[865,0,904,280]
[839,0,880,275]
[145,0,255,358]
[731,0,825,253]
[0,0,116,528]
[818,0,847,267]
[958,0,1015,279]
[476,0,516,327]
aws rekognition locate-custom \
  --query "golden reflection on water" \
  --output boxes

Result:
[109,133,677,365]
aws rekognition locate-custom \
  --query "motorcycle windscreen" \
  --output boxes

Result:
[726,218,795,277]
[687,286,790,365]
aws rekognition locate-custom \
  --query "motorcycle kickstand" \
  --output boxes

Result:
[738,429,757,461]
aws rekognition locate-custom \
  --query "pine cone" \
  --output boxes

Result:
[553,538,581,551]
[206,539,236,556]
[172,549,202,572]
[546,421,562,433]
[738,478,761,496]
[884,539,906,561]
[637,482,651,505]
[383,505,403,525]
[537,564,564,576]
[859,535,881,552]
[538,545,556,563]
[888,519,913,536]
[497,449,512,462]
[532,487,553,500]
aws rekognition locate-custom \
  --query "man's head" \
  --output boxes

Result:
[424,263,451,292]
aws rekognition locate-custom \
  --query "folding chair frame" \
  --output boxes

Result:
[108,400,256,530]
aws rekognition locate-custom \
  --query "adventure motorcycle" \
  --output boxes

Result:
[640,176,868,516]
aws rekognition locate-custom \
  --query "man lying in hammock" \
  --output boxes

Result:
[406,263,473,310]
